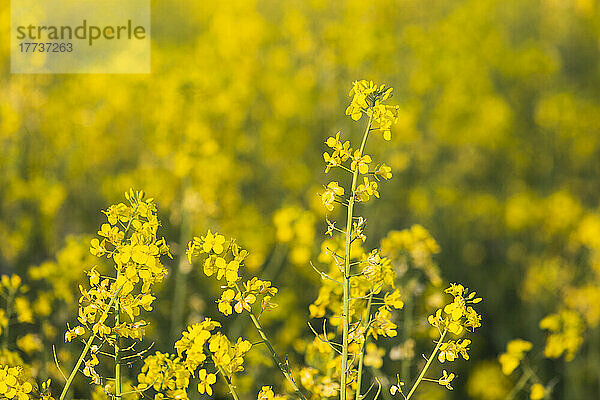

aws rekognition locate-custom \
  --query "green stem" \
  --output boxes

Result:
[341,113,373,400]
[505,364,535,400]
[59,286,122,400]
[405,329,447,400]
[232,283,306,399]
[248,312,307,399]
[235,281,306,400]
[369,369,394,400]
[355,290,374,400]
[61,204,138,400]
[218,366,240,400]
[114,270,122,400]
[112,206,138,400]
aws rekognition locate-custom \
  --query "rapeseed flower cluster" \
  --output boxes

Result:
[345,81,399,142]
[187,231,278,317]
[3,2,600,398]
[499,339,532,375]
[60,190,171,398]
[498,338,551,399]
[539,310,584,361]
[0,366,34,400]
[309,81,482,400]
[381,283,483,398]
[257,385,286,400]
[0,276,32,337]
[500,191,600,398]
[136,318,252,399]
[428,283,482,335]
[187,231,307,399]
[0,275,52,390]
[136,351,191,399]
[0,81,489,400]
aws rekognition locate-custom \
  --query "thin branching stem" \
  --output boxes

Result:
[248,311,307,399]
[355,290,374,400]
[114,268,122,400]
[505,367,534,400]
[53,345,67,381]
[341,113,373,400]
[218,366,240,400]
[61,206,138,400]
[405,329,447,400]
[232,283,308,400]
[59,286,123,400]
[310,261,343,285]
[113,204,139,400]
[308,322,343,354]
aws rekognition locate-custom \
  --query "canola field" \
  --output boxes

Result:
[1,1,599,399]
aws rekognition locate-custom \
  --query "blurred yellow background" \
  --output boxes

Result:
[1,0,599,399]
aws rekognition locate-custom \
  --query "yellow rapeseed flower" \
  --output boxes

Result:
[197,369,217,396]
[321,182,344,211]
[499,339,532,375]
[530,383,546,399]
[438,370,455,390]
[202,230,226,254]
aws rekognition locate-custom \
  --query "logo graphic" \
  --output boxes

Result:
[11,0,150,74]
